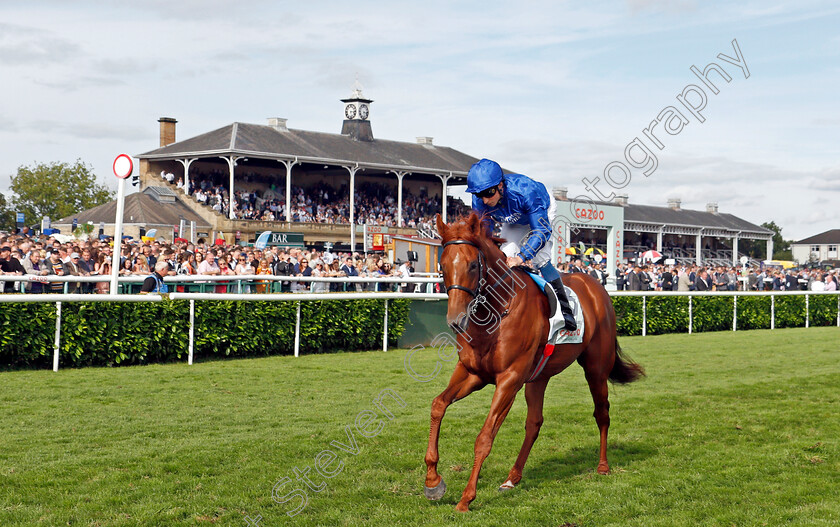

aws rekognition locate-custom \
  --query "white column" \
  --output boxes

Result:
[656,227,663,253]
[393,171,408,227]
[695,230,703,267]
[176,158,196,196]
[220,156,241,220]
[279,158,299,223]
[766,238,774,261]
[344,165,360,251]
[436,173,453,223]
[732,235,739,266]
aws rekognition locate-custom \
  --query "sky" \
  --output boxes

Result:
[1,0,838,240]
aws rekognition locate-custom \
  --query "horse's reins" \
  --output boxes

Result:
[439,239,520,316]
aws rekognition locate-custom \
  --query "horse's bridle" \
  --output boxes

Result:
[440,239,485,298]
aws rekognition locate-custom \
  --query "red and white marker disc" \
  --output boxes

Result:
[113,154,133,179]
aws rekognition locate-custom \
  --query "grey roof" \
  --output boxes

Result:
[622,203,772,234]
[137,122,480,174]
[56,192,211,228]
[794,229,840,245]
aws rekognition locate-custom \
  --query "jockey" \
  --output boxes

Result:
[467,158,576,331]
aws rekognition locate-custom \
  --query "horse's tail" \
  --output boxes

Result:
[609,337,645,384]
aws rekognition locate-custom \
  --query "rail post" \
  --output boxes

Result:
[188,299,195,365]
[53,301,62,372]
[805,294,809,329]
[294,301,301,358]
[383,299,389,352]
[642,296,647,337]
[771,294,775,330]
[733,294,737,332]
[688,295,692,335]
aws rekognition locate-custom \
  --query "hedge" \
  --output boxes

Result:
[0,299,410,369]
[613,294,840,336]
[1,294,836,369]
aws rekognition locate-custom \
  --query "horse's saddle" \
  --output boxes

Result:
[523,271,585,345]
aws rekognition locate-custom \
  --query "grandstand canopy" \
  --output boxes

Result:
[137,122,479,177]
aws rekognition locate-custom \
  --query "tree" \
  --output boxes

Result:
[0,192,14,231]
[10,160,114,225]
[761,221,793,260]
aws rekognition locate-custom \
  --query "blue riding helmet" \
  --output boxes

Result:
[466,159,504,194]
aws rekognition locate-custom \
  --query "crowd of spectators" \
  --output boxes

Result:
[0,232,420,294]
[161,170,468,228]
[584,260,840,292]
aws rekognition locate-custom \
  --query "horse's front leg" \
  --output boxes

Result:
[424,362,485,500]
[456,373,521,512]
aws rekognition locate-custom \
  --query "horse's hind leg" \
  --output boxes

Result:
[424,362,485,500]
[500,378,549,491]
[584,368,611,474]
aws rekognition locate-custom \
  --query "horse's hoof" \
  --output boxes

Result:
[498,479,516,492]
[455,502,470,513]
[424,479,446,500]
[597,462,610,475]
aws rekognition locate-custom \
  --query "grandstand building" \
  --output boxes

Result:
[551,190,774,276]
[135,86,477,249]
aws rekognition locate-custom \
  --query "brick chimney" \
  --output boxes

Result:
[158,117,177,147]
[706,202,719,214]
[667,197,681,210]
[416,137,434,145]
[615,193,629,206]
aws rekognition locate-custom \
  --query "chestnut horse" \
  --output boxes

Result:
[424,213,644,512]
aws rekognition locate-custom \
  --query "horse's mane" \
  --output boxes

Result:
[439,212,506,249]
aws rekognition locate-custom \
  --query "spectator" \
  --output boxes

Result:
[134,254,151,276]
[140,261,170,294]
[695,269,712,292]
[311,260,328,293]
[46,250,67,293]
[198,250,221,276]
[294,258,311,292]
[64,252,83,294]
[255,258,272,294]
[0,245,25,293]
[94,254,111,294]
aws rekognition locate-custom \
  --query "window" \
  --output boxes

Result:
[811,245,820,253]
[829,245,838,257]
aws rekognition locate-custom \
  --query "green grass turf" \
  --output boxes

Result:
[1,327,838,526]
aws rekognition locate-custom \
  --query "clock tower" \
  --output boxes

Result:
[341,82,374,142]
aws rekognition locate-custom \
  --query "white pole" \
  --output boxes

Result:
[642,296,646,337]
[188,299,195,365]
[294,301,301,358]
[837,296,839,328]
[383,299,389,352]
[733,294,737,332]
[110,177,127,295]
[771,294,775,330]
[53,301,62,372]
[805,294,809,329]
[688,296,692,334]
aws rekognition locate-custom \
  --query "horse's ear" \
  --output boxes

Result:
[467,213,480,233]
[435,214,446,236]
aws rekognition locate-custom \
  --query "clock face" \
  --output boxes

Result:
[359,103,369,120]
[345,104,357,119]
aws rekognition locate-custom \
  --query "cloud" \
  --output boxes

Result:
[0,23,82,66]
[26,120,150,141]
[626,0,697,14]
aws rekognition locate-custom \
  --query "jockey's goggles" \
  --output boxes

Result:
[474,185,499,199]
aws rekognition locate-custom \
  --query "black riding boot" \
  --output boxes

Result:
[549,277,577,331]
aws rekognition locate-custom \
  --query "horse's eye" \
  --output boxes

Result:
[469,261,478,271]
